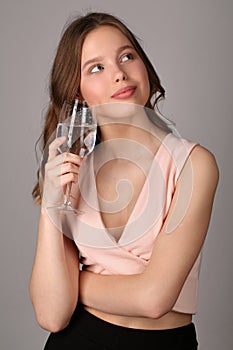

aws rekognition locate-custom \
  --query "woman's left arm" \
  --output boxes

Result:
[79,146,219,318]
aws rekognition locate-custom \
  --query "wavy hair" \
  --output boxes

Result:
[32,12,166,203]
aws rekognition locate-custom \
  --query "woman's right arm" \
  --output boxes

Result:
[29,137,82,332]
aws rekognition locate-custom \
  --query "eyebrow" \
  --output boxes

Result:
[82,44,135,70]
[82,56,104,71]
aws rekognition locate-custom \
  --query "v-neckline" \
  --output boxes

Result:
[90,132,172,245]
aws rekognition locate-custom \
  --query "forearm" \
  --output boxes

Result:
[79,270,161,318]
[30,207,79,331]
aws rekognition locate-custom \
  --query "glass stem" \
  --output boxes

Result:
[64,183,72,206]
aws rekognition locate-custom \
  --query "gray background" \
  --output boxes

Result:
[0,0,232,349]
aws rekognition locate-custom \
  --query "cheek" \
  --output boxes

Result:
[131,61,150,88]
[80,82,94,105]
[137,63,150,101]
[144,74,150,97]
[80,78,89,99]
[140,65,150,87]
[80,78,104,106]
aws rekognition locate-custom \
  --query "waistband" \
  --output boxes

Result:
[69,303,198,349]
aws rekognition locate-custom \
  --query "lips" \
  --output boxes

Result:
[111,86,136,99]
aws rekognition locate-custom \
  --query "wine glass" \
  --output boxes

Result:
[47,99,97,214]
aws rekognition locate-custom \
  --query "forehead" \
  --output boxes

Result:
[81,25,132,60]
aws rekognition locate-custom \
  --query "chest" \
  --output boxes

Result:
[95,158,150,239]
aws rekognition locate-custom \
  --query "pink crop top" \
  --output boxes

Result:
[71,133,200,314]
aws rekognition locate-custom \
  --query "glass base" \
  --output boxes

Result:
[47,203,84,215]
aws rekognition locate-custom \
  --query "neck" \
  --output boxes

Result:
[94,103,168,156]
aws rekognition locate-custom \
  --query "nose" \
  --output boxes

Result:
[114,67,127,83]
[115,75,126,82]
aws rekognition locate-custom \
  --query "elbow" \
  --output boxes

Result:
[29,287,77,333]
[141,303,171,320]
[30,297,75,333]
[35,311,71,333]
[41,322,69,334]
[138,290,174,319]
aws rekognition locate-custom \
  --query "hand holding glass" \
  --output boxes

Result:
[47,100,97,214]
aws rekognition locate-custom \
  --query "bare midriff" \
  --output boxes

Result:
[84,306,192,330]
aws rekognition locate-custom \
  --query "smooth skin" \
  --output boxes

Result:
[29,26,219,332]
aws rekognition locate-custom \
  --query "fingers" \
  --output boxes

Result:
[61,161,80,178]
[62,152,83,167]
[48,136,66,161]
[44,160,80,197]
[60,172,79,187]
[48,137,83,165]
[45,153,82,181]
[45,137,84,190]
[43,137,85,207]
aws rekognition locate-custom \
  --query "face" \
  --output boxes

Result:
[80,25,150,107]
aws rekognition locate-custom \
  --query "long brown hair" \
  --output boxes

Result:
[32,12,166,204]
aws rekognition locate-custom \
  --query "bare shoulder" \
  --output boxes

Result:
[189,144,219,188]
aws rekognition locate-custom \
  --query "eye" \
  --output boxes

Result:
[121,53,134,63]
[90,64,104,73]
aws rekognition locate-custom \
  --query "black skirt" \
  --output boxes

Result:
[44,303,198,350]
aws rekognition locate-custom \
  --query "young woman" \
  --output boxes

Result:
[30,12,219,349]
